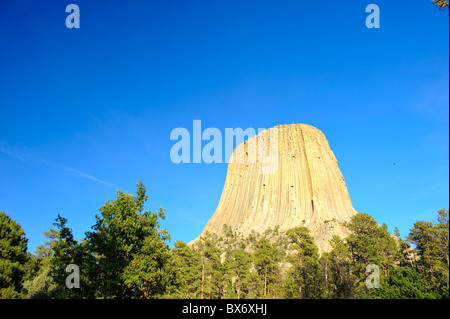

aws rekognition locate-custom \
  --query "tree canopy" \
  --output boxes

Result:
[0,188,448,299]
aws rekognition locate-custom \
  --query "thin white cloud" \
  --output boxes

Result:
[51,163,115,188]
[180,214,206,226]
[0,142,27,163]
[0,142,114,188]
[414,74,449,122]
[411,181,444,198]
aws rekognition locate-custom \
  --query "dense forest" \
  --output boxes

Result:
[0,182,448,299]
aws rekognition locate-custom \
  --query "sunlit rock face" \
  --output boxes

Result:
[193,124,358,253]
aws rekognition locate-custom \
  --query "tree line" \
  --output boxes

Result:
[0,182,448,299]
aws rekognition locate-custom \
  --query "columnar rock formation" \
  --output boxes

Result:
[194,124,358,253]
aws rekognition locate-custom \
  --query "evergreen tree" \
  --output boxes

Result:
[436,209,449,286]
[345,214,400,274]
[0,211,30,298]
[253,237,283,298]
[319,252,330,297]
[229,244,252,299]
[22,228,64,298]
[358,266,440,299]
[394,227,401,238]
[327,235,355,298]
[85,181,175,298]
[50,215,96,298]
[218,224,253,299]
[171,240,202,298]
[433,0,449,11]
[396,236,417,269]
[284,227,323,299]
[408,209,449,297]
[195,231,224,299]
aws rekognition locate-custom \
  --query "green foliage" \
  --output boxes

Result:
[358,266,442,299]
[253,236,284,298]
[22,229,65,298]
[0,211,30,298]
[407,209,449,297]
[228,244,252,299]
[29,181,177,299]
[327,235,355,298]
[345,213,400,283]
[23,260,61,299]
[84,181,175,298]
[284,227,324,298]
[171,240,202,298]
[196,231,226,299]
[1,190,448,299]
[49,215,96,298]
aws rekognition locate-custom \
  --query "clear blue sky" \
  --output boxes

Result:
[0,0,448,254]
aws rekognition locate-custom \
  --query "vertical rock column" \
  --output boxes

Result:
[193,124,358,253]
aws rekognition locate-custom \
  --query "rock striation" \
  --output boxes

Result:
[193,124,358,253]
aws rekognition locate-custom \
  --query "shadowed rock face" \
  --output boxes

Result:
[193,124,358,253]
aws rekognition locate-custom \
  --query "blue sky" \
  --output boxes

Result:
[0,0,448,253]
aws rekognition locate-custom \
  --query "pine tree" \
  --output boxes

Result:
[346,214,399,271]
[284,227,323,299]
[22,228,64,298]
[85,181,175,298]
[253,237,283,298]
[229,244,251,299]
[328,235,355,298]
[50,215,96,298]
[0,211,30,298]
[358,265,440,299]
[394,227,401,238]
[433,0,449,11]
[195,231,224,299]
[436,209,449,286]
[171,240,202,298]
[408,209,449,296]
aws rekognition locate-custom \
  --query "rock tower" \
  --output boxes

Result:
[194,124,358,253]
